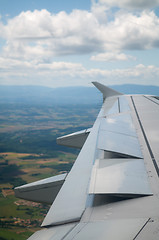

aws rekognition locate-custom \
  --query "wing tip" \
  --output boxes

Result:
[92,81,123,100]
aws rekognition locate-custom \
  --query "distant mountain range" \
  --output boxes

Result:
[0,84,159,105]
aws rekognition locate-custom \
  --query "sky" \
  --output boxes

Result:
[0,0,159,88]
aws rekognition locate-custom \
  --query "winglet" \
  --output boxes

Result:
[92,82,122,101]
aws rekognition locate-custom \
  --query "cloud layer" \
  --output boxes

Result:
[0,1,159,87]
[98,0,159,9]
[1,7,159,60]
[1,57,159,87]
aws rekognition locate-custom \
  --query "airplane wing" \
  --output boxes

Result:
[14,82,159,240]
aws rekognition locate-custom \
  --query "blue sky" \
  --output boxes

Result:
[0,0,159,87]
[1,0,91,17]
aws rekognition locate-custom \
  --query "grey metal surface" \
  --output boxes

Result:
[92,81,122,100]
[100,96,119,117]
[135,218,159,240]
[57,128,91,149]
[64,219,149,240]
[14,174,67,204]
[98,110,143,158]
[27,223,76,240]
[15,174,67,189]
[100,113,137,137]
[89,158,152,195]
[106,99,119,115]
[132,95,159,162]
[98,129,142,158]
[119,95,130,112]
[42,119,101,226]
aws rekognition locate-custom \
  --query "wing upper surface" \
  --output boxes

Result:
[18,84,159,240]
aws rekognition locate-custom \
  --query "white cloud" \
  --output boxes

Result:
[1,8,159,62]
[116,11,159,50]
[82,64,159,81]
[91,52,135,61]
[98,0,159,9]
[1,9,102,60]
[2,10,52,39]
[0,56,159,87]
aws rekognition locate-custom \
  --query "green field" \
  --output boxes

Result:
[0,228,32,240]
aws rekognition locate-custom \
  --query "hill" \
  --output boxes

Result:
[0,84,158,105]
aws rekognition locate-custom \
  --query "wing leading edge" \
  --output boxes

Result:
[14,82,159,240]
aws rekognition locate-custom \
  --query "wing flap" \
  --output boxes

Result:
[89,158,152,196]
[98,112,143,159]
[98,130,143,159]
